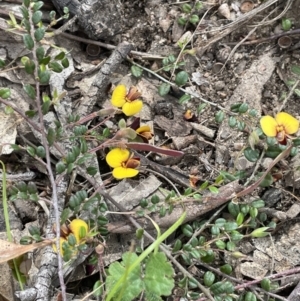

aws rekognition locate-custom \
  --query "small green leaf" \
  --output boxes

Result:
[25,59,35,74]
[34,27,45,42]
[55,52,65,60]
[0,58,5,68]
[226,241,236,251]
[257,172,273,187]
[23,84,36,100]
[179,94,191,104]
[131,65,143,78]
[203,271,215,287]
[40,56,51,65]
[208,186,218,194]
[87,166,97,176]
[61,57,69,68]
[36,47,45,62]
[175,71,189,86]
[290,147,298,156]
[36,146,46,158]
[47,127,56,146]
[211,226,220,236]
[228,202,240,217]
[230,103,241,112]
[56,162,66,174]
[22,19,30,32]
[238,103,248,113]
[241,204,250,215]
[27,146,36,157]
[282,17,292,31]
[177,17,187,26]
[210,281,234,295]
[237,120,245,131]
[167,55,175,63]
[63,7,69,14]
[244,147,260,162]
[25,109,35,119]
[0,88,11,99]
[244,292,257,301]
[249,109,257,117]
[182,3,192,13]
[77,154,93,165]
[158,83,171,96]
[195,2,203,10]
[215,240,226,249]
[228,116,237,127]
[38,69,50,84]
[265,145,282,158]
[93,280,103,297]
[215,111,225,123]
[224,222,238,232]
[250,199,265,208]
[220,264,232,275]
[23,0,30,8]
[20,6,29,19]
[201,250,215,263]
[181,224,193,237]
[32,11,42,24]
[260,278,271,291]
[250,207,258,218]
[33,1,44,12]
[189,15,199,25]
[23,34,34,50]
[80,139,88,154]
[236,213,245,226]
[49,61,63,73]
[250,227,270,238]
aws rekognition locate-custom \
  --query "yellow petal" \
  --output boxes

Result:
[112,167,139,179]
[111,85,127,108]
[275,112,299,135]
[122,100,143,116]
[106,148,130,168]
[136,125,151,134]
[69,219,89,243]
[260,116,278,137]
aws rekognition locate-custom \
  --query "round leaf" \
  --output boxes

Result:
[175,71,188,86]
[23,34,34,50]
[158,83,171,96]
[215,111,225,123]
[203,271,215,287]
[131,65,143,78]
[32,11,42,24]
[34,27,45,42]
[244,147,260,162]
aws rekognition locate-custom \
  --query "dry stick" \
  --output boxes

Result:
[226,28,300,46]
[199,262,288,301]
[278,79,300,113]
[78,166,215,301]
[221,7,277,72]
[195,0,280,56]
[27,7,67,301]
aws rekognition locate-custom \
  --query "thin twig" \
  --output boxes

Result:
[28,7,67,301]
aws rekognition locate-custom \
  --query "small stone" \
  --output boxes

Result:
[239,262,268,279]
[286,203,300,219]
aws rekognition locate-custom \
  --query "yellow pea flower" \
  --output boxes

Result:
[69,219,89,244]
[106,148,140,179]
[111,85,143,116]
[136,125,154,142]
[260,112,299,142]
